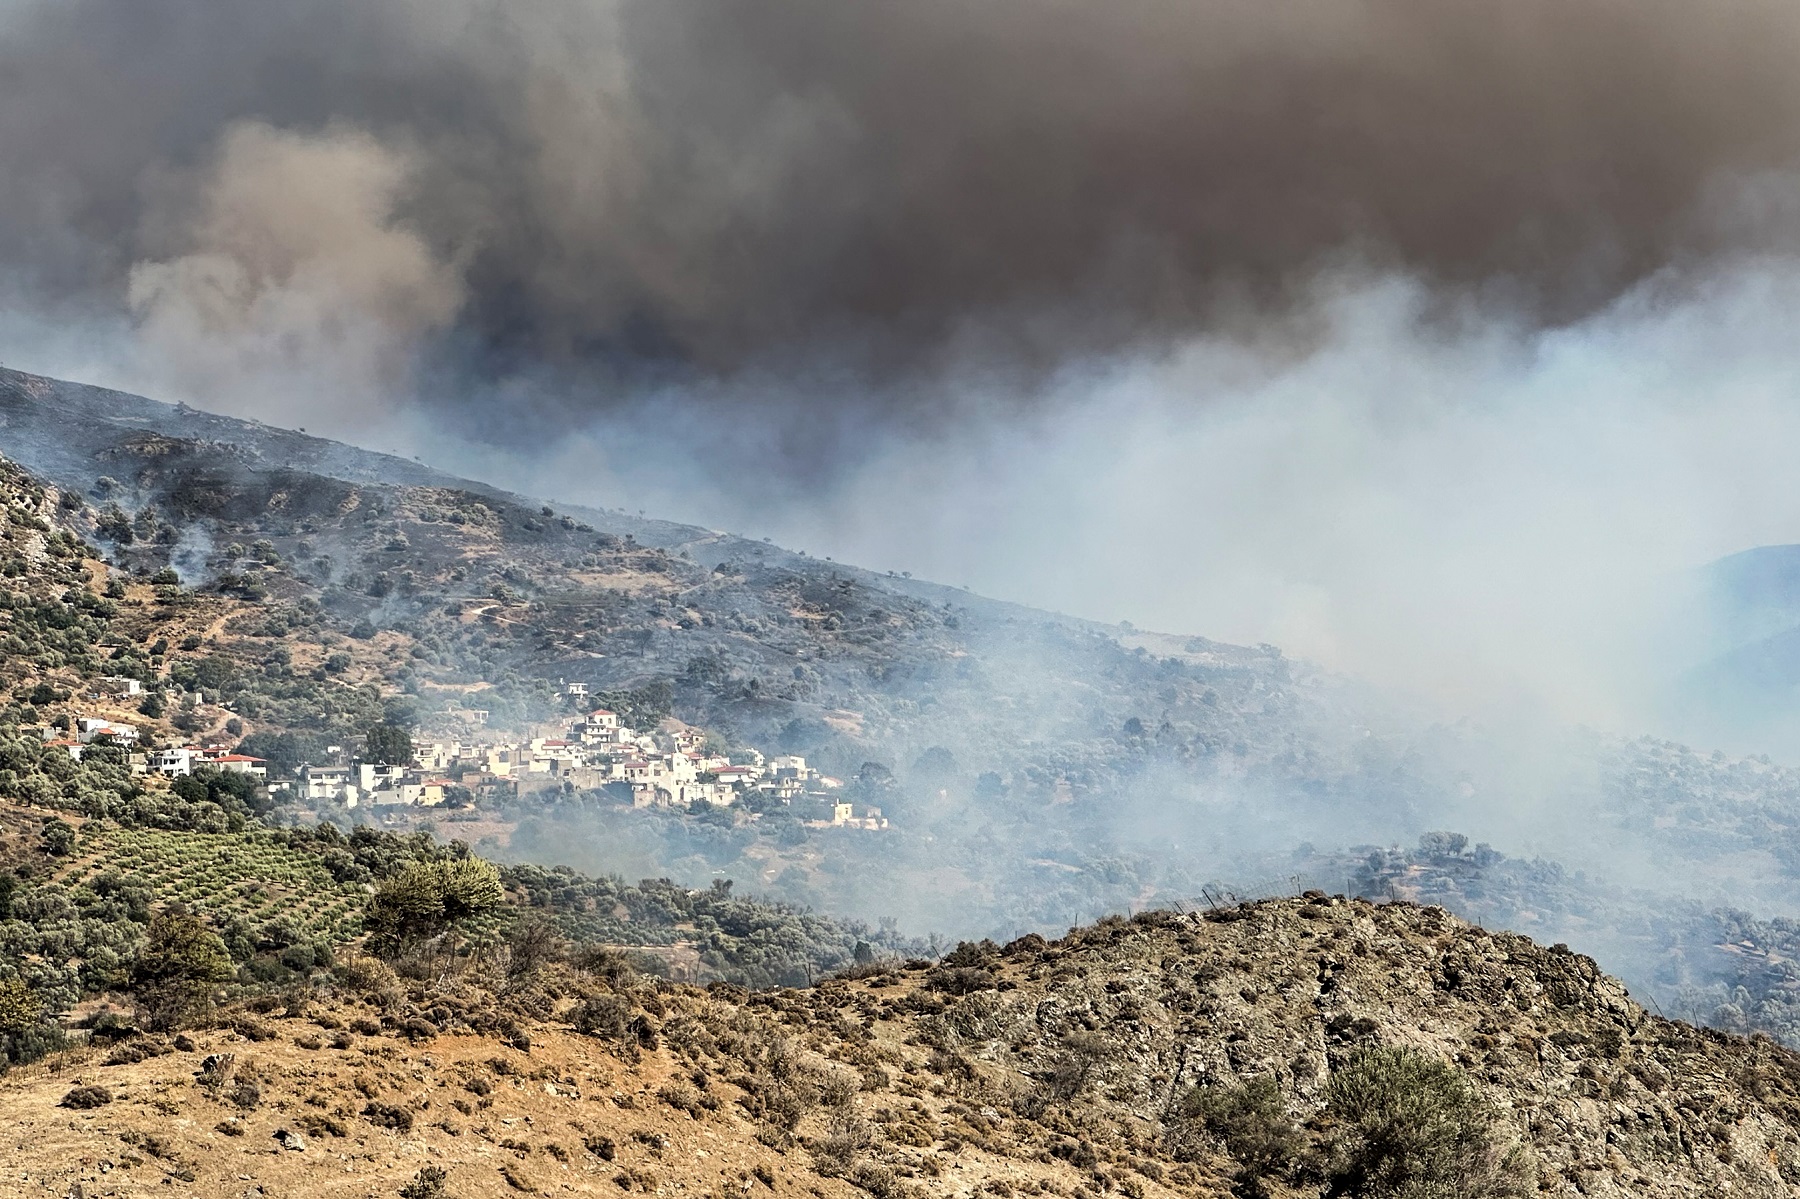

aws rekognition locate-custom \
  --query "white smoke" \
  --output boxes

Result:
[428,259,1800,735]
[126,121,464,434]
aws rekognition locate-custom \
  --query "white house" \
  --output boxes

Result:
[422,741,480,770]
[208,753,267,779]
[527,739,581,773]
[151,746,201,777]
[359,762,411,791]
[574,710,625,745]
[300,764,354,802]
[369,778,448,807]
[675,781,736,807]
[76,717,138,744]
[770,755,813,780]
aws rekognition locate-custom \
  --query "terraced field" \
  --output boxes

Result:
[62,825,367,941]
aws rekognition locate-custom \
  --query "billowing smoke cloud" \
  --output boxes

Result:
[7,0,1800,725]
[128,122,463,427]
[6,0,1800,407]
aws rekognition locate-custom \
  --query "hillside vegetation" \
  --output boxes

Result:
[0,797,896,1029]
[4,897,1800,1198]
[5,365,1800,1058]
[0,369,1799,1192]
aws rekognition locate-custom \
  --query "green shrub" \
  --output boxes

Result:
[0,977,41,1034]
[40,819,76,857]
[363,858,502,955]
[1323,1045,1530,1199]
[132,907,234,1029]
[4,1021,66,1067]
[1173,1076,1303,1195]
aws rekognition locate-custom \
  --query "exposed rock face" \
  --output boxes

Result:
[979,898,1800,1195]
[5,897,1800,1197]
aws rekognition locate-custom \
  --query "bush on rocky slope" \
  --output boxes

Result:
[1321,1045,1527,1199]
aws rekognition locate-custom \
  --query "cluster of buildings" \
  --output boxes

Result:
[286,707,890,828]
[36,681,891,830]
[294,761,455,808]
[39,714,143,760]
[37,717,272,782]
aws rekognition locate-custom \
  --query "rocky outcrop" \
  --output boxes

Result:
[5,897,1799,1198]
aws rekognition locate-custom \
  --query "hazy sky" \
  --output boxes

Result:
[7,0,1800,722]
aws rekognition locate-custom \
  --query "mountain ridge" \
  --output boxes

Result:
[0,366,1125,633]
[4,894,1798,1199]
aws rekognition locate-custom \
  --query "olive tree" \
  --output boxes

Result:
[132,907,234,1030]
[1323,1045,1531,1199]
[364,858,503,958]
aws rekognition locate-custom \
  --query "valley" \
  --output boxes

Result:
[0,365,1795,1049]
[0,368,1794,1195]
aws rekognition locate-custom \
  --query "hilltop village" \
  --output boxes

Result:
[44,675,891,831]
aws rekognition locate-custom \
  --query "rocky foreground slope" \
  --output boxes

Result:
[6,897,1800,1198]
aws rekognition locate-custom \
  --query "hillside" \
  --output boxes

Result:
[0,367,1312,760]
[0,365,1422,923]
[10,365,1800,1052]
[2,368,1800,1192]
[4,896,1800,1198]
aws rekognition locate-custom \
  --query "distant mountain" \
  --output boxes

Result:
[1702,544,1800,639]
[1660,544,1800,754]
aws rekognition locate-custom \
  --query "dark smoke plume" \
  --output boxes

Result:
[5,0,1800,437]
